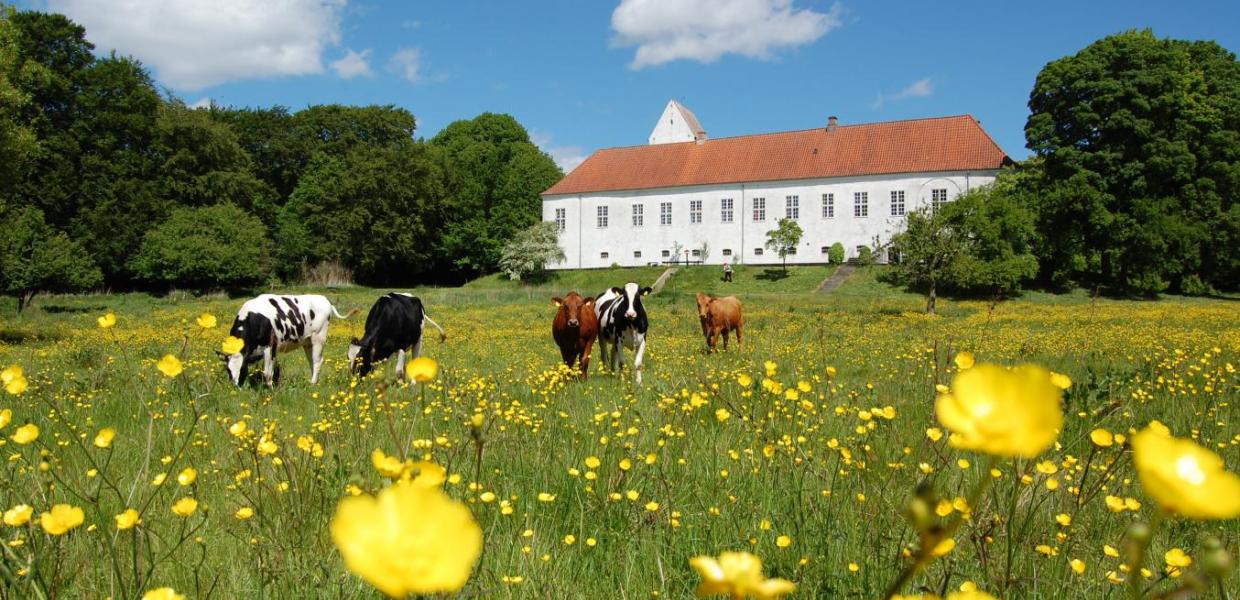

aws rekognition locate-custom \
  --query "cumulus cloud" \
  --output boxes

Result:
[387,47,422,83]
[331,48,373,79]
[532,130,588,174]
[47,0,347,90]
[611,0,843,69]
[872,77,934,109]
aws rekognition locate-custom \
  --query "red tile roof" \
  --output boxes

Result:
[544,115,1009,196]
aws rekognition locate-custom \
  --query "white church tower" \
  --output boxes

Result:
[648,100,707,145]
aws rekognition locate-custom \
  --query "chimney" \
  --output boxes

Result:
[827,115,838,131]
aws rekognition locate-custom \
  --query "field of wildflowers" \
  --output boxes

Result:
[0,267,1237,599]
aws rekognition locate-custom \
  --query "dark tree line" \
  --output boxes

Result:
[0,7,562,303]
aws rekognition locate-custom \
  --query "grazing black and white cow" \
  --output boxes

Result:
[347,293,446,379]
[221,294,352,387]
[595,282,652,384]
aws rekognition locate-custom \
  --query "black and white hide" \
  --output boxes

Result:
[594,282,652,384]
[347,293,446,379]
[222,294,352,387]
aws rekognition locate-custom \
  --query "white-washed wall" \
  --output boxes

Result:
[542,170,998,269]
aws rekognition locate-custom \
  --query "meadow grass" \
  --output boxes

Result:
[0,270,1237,599]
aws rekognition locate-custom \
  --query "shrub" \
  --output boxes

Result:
[828,243,845,265]
[856,246,874,265]
[132,203,270,290]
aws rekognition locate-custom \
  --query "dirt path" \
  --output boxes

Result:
[816,264,855,293]
[652,267,679,293]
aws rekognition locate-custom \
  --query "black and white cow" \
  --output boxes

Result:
[221,294,353,387]
[595,282,652,384]
[347,293,446,379]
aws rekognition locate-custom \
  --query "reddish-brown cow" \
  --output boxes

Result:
[552,292,598,379]
[695,292,743,352]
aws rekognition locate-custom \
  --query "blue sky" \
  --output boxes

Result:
[21,0,1240,171]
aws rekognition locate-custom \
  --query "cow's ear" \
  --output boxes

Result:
[611,287,622,295]
[551,297,562,307]
[583,297,595,306]
[641,286,653,296]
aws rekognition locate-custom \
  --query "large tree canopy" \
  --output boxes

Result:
[431,113,562,276]
[1025,30,1240,294]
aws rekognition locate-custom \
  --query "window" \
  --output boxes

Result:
[822,193,834,219]
[690,199,702,224]
[597,205,609,228]
[754,248,764,256]
[785,195,799,219]
[752,197,766,222]
[633,251,642,259]
[722,248,733,256]
[932,188,949,210]
[721,198,734,223]
[853,192,868,218]
[660,202,672,225]
[691,249,701,257]
[600,252,610,260]
[890,190,905,216]
[661,249,670,258]
[821,246,829,254]
[632,204,644,227]
[554,207,566,231]
[785,246,797,255]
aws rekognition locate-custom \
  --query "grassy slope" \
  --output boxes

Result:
[0,275,1237,598]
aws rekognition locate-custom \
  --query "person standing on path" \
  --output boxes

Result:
[722,262,733,283]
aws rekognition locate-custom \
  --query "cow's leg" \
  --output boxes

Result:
[632,332,647,385]
[308,338,326,384]
[262,348,276,387]
[580,339,594,380]
[722,328,729,350]
[612,336,624,372]
[735,324,742,346]
[394,349,407,380]
[597,336,610,372]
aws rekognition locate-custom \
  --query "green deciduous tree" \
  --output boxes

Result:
[0,204,101,311]
[0,5,37,183]
[891,183,1039,313]
[431,113,562,275]
[765,218,803,272]
[131,203,270,290]
[499,221,565,281]
[1025,30,1240,294]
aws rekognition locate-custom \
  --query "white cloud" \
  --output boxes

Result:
[532,130,588,174]
[611,0,843,69]
[387,47,422,83]
[47,0,347,91]
[872,77,934,109]
[188,97,212,109]
[331,48,373,79]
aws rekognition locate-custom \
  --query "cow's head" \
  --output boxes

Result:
[348,337,375,378]
[219,350,247,386]
[553,293,594,328]
[695,292,714,320]
[221,312,269,387]
[620,282,652,319]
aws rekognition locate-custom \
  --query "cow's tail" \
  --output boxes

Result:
[330,303,360,319]
[423,314,447,342]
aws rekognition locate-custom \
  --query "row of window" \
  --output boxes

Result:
[553,189,951,231]
[596,244,875,261]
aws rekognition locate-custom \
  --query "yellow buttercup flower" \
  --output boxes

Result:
[235,507,255,520]
[954,351,975,370]
[935,363,1063,458]
[405,357,439,383]
[2,366,27,395]
[141,588,185,600]
[156,355,183,378]
[1089,428,1113,448]
[1132,428,1240,519]
[737,373,753,388]
[11,423,38,444]
[97,313,116,329]
[331,481,482,596]
[1164,548,1192,568]
[221,336,244,355]
[177,468,197,486]
[0,408,10,429]
[40,504,85,535]
[3,504,33,526]
[257,437,278,455]
[94,427,116,449]
[115,508,141,530]
[196,313,217,329]
[1049,372,1072,390]
[689,551,796,600]
[171,497,198,517]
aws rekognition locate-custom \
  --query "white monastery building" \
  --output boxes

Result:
[542,100,1010,269]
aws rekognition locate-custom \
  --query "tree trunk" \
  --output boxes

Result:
[16,290,34,314]
[926,281,937,315]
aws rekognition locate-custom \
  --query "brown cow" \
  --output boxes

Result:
[552,292,598,379]
[695,292,743,352]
